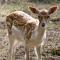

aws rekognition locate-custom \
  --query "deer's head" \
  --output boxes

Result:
[29,5,58,28]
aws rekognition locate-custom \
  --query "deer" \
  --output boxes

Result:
[6,5,58,60]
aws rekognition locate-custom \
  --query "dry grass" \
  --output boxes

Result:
[0,1,60,16]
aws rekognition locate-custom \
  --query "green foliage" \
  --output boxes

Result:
[50,49,60,56]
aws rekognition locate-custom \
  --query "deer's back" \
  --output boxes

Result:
[6,11,40,47]
[7,11,39,29]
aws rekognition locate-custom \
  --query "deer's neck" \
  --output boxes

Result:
[37,25,46,42]
[40,29,46,46]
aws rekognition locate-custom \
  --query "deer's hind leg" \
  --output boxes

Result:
[6,16,13,35]
[25,31,32,60]
[6,16,13,60]
[25,23,33,60]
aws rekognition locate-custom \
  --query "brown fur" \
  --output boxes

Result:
[6,5,58,60]
[6,11,39,41]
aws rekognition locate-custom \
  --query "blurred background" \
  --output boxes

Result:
[0,0,60,60]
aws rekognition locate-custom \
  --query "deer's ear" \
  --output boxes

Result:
[49,5,58,14]
[28,6,39,14]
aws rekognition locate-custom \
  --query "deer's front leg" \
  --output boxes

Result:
[36,46,41,60]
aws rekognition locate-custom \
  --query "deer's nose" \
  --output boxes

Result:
[42,23,45,27]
